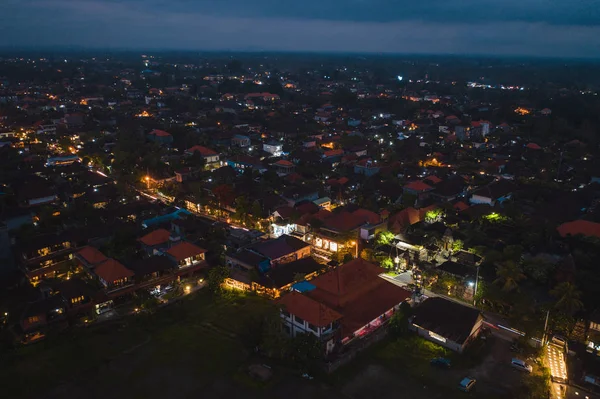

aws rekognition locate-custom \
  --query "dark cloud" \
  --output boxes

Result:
[1,0,600,58]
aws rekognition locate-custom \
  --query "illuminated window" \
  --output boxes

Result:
[27,316,40,324]
[428,331,447,343]
[329,242,338,252]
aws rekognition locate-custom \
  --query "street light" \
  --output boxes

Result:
[350,241,358,258]
[145,175,150,189]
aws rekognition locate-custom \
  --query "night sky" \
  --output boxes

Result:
[2,0,600,58]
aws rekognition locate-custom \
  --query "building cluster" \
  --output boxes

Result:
[1,55,600,385]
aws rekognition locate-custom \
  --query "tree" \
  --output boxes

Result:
[494,260,526,292]
[375,231,395,248]
[550,282,584,315]
[207,266,229,294]
[388,303,412,338]
[380,257,394,270]
[288,333,323,373]
[452,239,464,253]
[424,209,443,223]
[522,257,555,284]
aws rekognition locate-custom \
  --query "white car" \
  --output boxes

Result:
[552,335,567,348]
[511,358,533,373]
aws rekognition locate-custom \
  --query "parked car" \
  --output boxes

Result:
[459,377,476,392]
[430,357,452,368]
[511,358,533,373]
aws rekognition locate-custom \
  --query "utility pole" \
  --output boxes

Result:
[473,265,480,306]
[542,309,550,346]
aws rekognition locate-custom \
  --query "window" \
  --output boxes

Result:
[71,296,85,305]
[27,316,40,324]
[308,323,318,332]
[282,310,290,318]
[294,315,305,325]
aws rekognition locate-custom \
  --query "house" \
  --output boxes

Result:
[308,208,383,259]
[165,241,207,269]
[281,186,319,207]
[16,180,57,207]
[557,220,600,239]
[128,255,177,286]
[17,233,79,284]
[93,258,135,292]
[410,297,483,353]
[263,141,283,157]
[225,256,323,298]
[247,234,311,267]
[354,159,380,177]
[19,295,68,344]
[231,134,251,148]
[273,160,295,176]
[278,259,411,354]
[278,291,342,352]
[430,177,466,202]
[75,246,109,270]
[403,181,434,201]
[226,155,266,174]
[147,129,173,145]
[469,180,514,206]
[174,167,199,183]
[138,228,172,255]
[185,145,220,166]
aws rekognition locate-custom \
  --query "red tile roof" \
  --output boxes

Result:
[166,241,206,262]
[557,220,600,239]
[424,175,442,185]
[94,259,134,283]
[139,228,171,246]
[186,145,217,156]
[324,149,344,157]
[404,181,433,192]
[76,246,108,266]
[149,129,171,137]
[278,291,342,327]
[306,259,411,337]
[274,160,294,167]
[526,142,541,150]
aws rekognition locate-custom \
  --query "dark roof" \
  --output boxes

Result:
[411,297,482,344]
[472,180,515,200]
[128,255,175,276]
[249,234,310,260]
[227,249,269,267]
[432,177,465,198]
[22,295,66,318]
[49,278,99,300]
[258,257,322,288]
[437,261,474,278]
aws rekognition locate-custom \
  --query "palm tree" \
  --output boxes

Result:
[550,282,584,315]
[494,260,526,292]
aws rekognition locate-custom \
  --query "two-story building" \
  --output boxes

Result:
[185,145,220,167]
[278,259,411,354]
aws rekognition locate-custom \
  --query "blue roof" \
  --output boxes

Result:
[142,208,191,228]
[291,281,316,293]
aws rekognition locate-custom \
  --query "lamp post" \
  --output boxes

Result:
[350,241,358,259]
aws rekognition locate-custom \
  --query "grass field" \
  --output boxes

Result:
[0,291,277,399]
